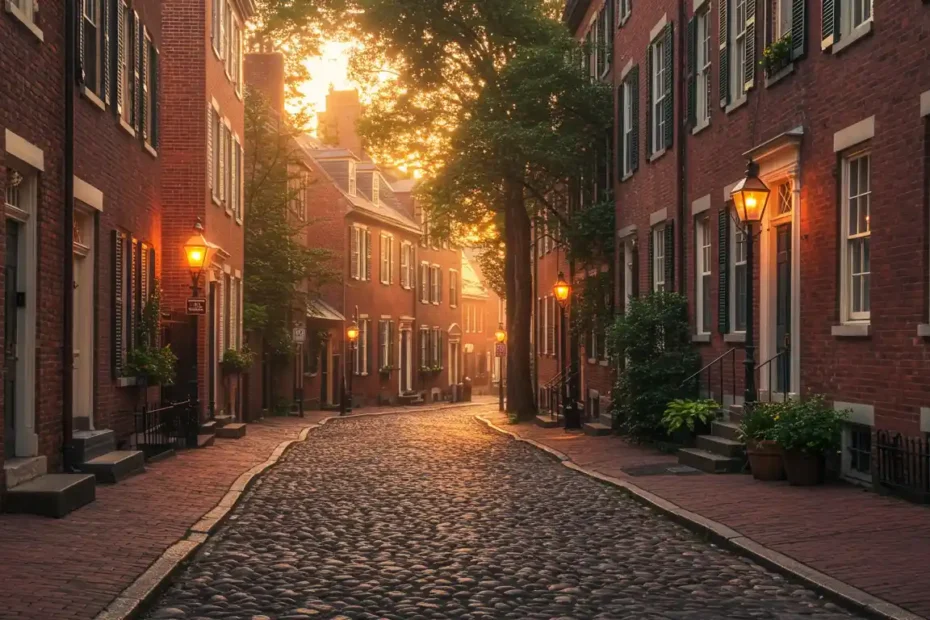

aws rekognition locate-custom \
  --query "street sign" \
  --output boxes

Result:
[186,298,207,315]
[495,342,507,357]
[292,326,307,344]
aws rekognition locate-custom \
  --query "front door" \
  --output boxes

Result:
[4,223,19,456]
[400,330,411,393]
[320,338,329,405]
[775,223,791,394]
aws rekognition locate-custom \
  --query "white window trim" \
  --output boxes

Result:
[621,80,634,177]
[695,216,712,335]
[651,37,667,155]
[730,210,748,334]
[695,11,711,131]
[839,150,871,325]
[6,0,43,40]
[831,0,873,54]
[419,261,430,303]
[729,0,750,108]
[400,241,412,290]
[449,268,459,308]
[652,225,665,292]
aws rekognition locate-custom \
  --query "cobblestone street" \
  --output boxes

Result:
[146,410,856,619]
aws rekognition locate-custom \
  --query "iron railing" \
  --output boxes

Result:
[680,348,737,404]
[876,431,930,503]
[755,348,790,403]
[133,400,199,459]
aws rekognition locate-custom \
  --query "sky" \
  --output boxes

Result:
[291,41,359,135]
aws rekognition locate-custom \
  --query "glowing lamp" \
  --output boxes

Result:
[494,323,506,344]
[731,159,771,224]
[184,220,213,281]
[346,321,360,343]
[553,272,571,308]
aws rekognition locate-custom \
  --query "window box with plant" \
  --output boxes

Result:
[739,403,785,481]
[378,364,395,377]
[124,283,177,405]
[662,399,718,446]
[770,396,849,486]
[220,346,254,375]
[761,33,792,79]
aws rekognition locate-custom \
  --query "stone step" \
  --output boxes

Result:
[78,451,145,484]
[728,404,744,423]
[213,415,234,428]
[69,429,116,463]
[677,448,744,474]
[199,420,217,434]
[535,415,560,429]
[5,474,96,518]
[696,434,745,458]
[3,456,48,489]
[215,423,247,440]
[197,434,215,448]
[712,420,742,442]
[582,422,611,437]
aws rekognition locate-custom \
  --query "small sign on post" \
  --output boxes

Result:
[186,298,207,315]
[495,342,507,358]
[292,326,307,344]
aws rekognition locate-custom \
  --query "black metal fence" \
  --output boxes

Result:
[133,400,199,459]
[876,430,930,504]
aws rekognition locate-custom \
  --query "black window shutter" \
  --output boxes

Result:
[112,231,124,377]
[152,48,160,148]
[378,321,385,368]
[791,0,806,59]
[148,247,156,290]
[664,23,674,149]
[140,29,147,141]
[130,239,138,349]
[664,221,675,289]
[389,322,396,368]
[718,209,730,333]
[366,320,372,374]
[101,0,110,104]
[77,3,86,84]
[687,17,697,128]
[648,230,655,291]
[719,0,730,107]
[133,12,141,132]
[744,0,757,91]
[630,66,640,171]
[645,46,653,157]
[822,0,838,49]
[115,0,124,116]
[616,85,624,179]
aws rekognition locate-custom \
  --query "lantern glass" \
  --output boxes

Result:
[494,324,506,343]
[731,161,771,224]
[553,272,571,306]
[346,322,360,343]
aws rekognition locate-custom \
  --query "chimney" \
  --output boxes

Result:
[244,53,286,118]
[317,89,367,160]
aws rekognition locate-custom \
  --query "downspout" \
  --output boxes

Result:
[63,0,76,469]
[532,226,538,404]
[676,0,687,293]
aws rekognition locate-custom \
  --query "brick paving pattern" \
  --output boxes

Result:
[146,410,854,619]
[483,409,930,619]
[0,402,485,620]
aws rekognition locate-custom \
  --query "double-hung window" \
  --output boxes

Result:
[617,0,631,25]
[449,270,459,308]
[651,38,667,154]
[119,2,135,126]
[82,0,102,96]
[734,0,748,97]
[621,80,634,177]
[842,152,871,322]
[770,0,792,41]
[696,216,712,334]
[350,226,371,281]
[380,233,394,285]
[731,214,748,331]
[419,262,430,303]
[696,11,711,127]
[652,226,666,292]
[400,242,412,289]
[430,265,442,304]
[354,319,369,375]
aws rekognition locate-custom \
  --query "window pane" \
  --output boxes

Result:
[735,264,747,330]
[702,274,712,333]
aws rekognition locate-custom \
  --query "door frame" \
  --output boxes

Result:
[72,205,96,428]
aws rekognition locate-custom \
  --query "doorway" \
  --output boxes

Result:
[72,209,95,428]
[320,337,329,405]
[775,223,791,394]
[399,328,412,393]
[4,222,19,456]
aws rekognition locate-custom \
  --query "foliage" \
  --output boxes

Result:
[738,402,779,442]
[761,33,792,76]
[563,196,616,268]
[608,293,702,441]
[662,399,719,434]
[243,89,338,356]
[125,346,177,387]
[570,271,613,341]
[378,364,396,375]
[221,347,255,374]
[769,395,848,454]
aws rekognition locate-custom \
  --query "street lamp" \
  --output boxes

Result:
[494,323,506,412]
[183,220,217,411]
[730,159,771,404]
[553,272,579,429]
[342,311,360,416]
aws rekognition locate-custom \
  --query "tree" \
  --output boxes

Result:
[243,90,337,359]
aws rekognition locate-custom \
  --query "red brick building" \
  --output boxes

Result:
[161,0,252,421]
[578,0,930,481]
[461,252,506,394]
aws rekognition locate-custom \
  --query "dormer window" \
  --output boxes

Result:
[371,174,380,205]
[348,161,357,197]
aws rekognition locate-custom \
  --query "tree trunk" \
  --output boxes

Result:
[503,178,536,421]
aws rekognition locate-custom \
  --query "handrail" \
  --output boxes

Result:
[680,348,738,389]
[756,347,790,402]
[754,348,788,372]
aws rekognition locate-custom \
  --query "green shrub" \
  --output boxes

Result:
[771,395,848,454]
[738,402,780,442]
[662,399,718,434]
[220,347,255,374]
[125,345,177,386]
[609,292,702,441]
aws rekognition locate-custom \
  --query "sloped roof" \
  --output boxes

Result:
[461,253,489,299]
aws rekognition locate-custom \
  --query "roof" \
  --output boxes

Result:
[461,253,489,299]
[307,299,346,322]
[391,178,417,193]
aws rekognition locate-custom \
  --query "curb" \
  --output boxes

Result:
[93,401,486,620]
[475,414,925,620]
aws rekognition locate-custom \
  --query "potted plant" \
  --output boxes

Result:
[125,345,178,387]
[379,364,395,378]
[661,399,718,445]
[220,347,255,375]
[771,396,848,486]
[739,402,784,481]
[761,33,792,77]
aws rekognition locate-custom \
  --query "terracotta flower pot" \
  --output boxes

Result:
[781,449,825,486]
[746,440,785,481]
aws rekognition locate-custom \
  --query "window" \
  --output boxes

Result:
[776,181,792,215]
[449,270,459,308]
[731,214,748,331]
[652,226,666,292]
[548,296,558,355]
[623,239,635,311]
[354,318,370,375]
[419,327,429,368]
[617,0,631,25]
[350,226,371,281]
[845,424,872,480]
[419,262,429,303]
[7,0,39,31]
[348,161,357,197]
[651,37,667,153]
[696,11,712,126]
[379,233,394,285]
[696,216,712,334]
[379,320,391,370]
[593,4,611,80]
[621,81,634,176]
[119,2,135,126]
[223,273,232,351]
[82,0,102,96]
[430,265,442,304]
[431,327,442,367]
[290,168,310,221]
[211,109,222,201]
[143,32,154,145]
[400,242,413,289]
[770,0,792,41]
[211,0,221,56]
[842,153,871,322]
[845,0,872,34]
[732,0,750,102]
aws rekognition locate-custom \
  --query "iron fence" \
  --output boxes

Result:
[876,430,930,504]
[133,399,200,459]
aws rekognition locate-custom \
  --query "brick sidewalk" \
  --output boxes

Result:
[481,409,930,619]
[0,400,489,620]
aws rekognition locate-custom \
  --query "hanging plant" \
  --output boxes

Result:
[221,346,255,374]
[125,282,178,386]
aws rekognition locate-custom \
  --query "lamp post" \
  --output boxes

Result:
[553,272,580,429]
[494,323,506,412]
[730,159,771,405]
[183,220,216,413]
[342,309,359,416]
